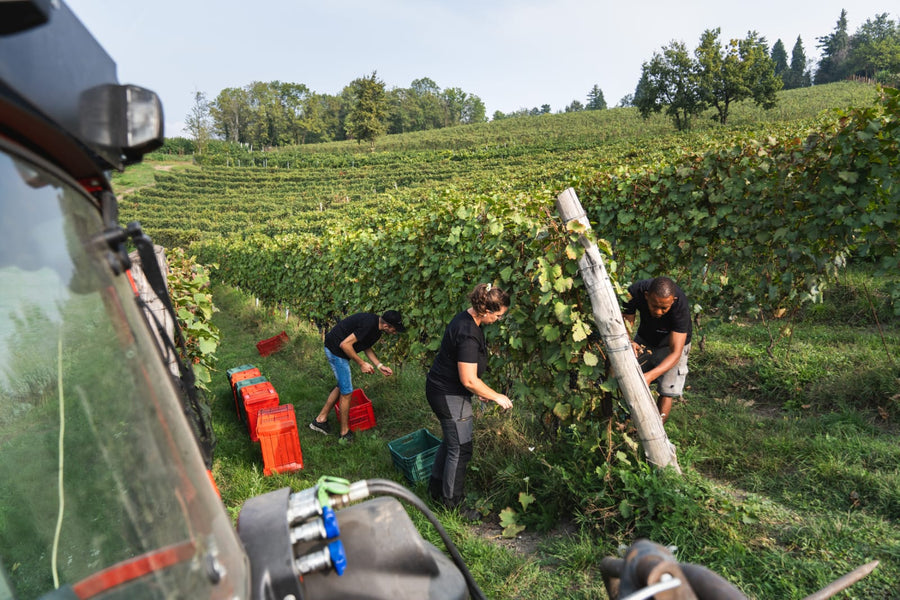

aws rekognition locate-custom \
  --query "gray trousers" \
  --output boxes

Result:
[426,386,474,505]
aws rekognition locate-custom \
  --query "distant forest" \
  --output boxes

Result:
[177,9,898,150]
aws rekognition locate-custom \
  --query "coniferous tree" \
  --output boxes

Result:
[771,39,789,80]
[345,71,388,146]
[784,36,812,89]
[586,85,607,110]
[815,9,851,84]
[565,99,584,112]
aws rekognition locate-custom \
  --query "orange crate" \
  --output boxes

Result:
[227,364,258,385]
[229,367,262,418]
[256,331,289,357]
[333,388,376,432]
[241,383,280,442]
[233,376,267,422]
[257,405,303,475]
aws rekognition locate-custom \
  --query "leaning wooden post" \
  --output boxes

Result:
[556,188,680,473]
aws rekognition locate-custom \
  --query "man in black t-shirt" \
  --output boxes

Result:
[622,276,692,424]
[310,310,405,441]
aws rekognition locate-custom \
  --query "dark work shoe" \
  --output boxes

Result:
[339,430,355,443]
[428,477,443,503]
[309,419,330,435]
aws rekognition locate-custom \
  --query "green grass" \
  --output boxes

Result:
[209,274,899,599]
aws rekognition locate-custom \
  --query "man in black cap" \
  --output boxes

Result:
[310,310,406,442]
[621,276,691,424]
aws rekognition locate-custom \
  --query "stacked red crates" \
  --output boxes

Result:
[332,388,377,432]
[226,363,304,475]
[257,404,303,475]
[227,365,262,420]
[241,381,280,442]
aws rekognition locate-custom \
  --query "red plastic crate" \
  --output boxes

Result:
[229,367,262,417]
[233,375,267,422]
[237,380,275,424]
[257,405,303,476]
[256,331,289,357]
[241,383,280,441]
[333,388,376,432]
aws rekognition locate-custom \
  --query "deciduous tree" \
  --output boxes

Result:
[696,29,781,125]
[635,40,704,131]
[184,91,212,153]
[847,13,900,81]
[210,87,247,143]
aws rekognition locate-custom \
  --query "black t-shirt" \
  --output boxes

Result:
[622,279,692,347]
[427,310,486,396]
[324,312,382,359]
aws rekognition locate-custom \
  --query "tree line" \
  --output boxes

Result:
[185,73,488,150]
[634,10,900,130]
[182,9,899,148]
[183,72,612,151]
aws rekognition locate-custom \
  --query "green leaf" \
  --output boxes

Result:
[518,492,535,512]
[599,378,619,393]
[618,499,632,519]
[502,523,526,538]
[542,324,561,342]
[198,336,218,354]
[583,351,599,366]
[499,507,517,527]
[571,320,591,342]
[552,402,571,420]
[553,302,572,324]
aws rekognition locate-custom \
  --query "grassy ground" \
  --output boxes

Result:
[208,278,899,599]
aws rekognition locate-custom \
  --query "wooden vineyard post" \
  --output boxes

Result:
[555,188,680,473]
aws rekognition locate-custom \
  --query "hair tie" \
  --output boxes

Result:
[486,283,492,292]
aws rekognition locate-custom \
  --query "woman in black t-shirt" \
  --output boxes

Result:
[426,283,513,513]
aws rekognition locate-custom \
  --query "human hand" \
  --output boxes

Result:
[360,362,375,375]
[494,394,513,410]
[377,364,393,376]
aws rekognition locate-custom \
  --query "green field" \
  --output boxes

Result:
[115,80,899,598]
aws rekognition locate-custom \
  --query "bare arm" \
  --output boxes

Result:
[339,334,375,374]
[642,331,686,385]
[364,348,392,376]
[458,362,512,409]
[623,313,640,353]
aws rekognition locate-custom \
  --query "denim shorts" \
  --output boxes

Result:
[324,347,353,395]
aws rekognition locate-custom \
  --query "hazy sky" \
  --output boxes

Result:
[65,0,895,137]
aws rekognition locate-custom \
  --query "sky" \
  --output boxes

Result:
[64,0,896,138]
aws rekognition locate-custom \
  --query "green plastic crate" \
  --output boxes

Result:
[388,429,441,483]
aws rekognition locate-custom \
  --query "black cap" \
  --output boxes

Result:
[382,310,406,332]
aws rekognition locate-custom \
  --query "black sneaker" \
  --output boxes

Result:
[339,430,355,443]
[309,419,330,435]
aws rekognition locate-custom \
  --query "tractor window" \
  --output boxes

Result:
[0,146,247,599]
